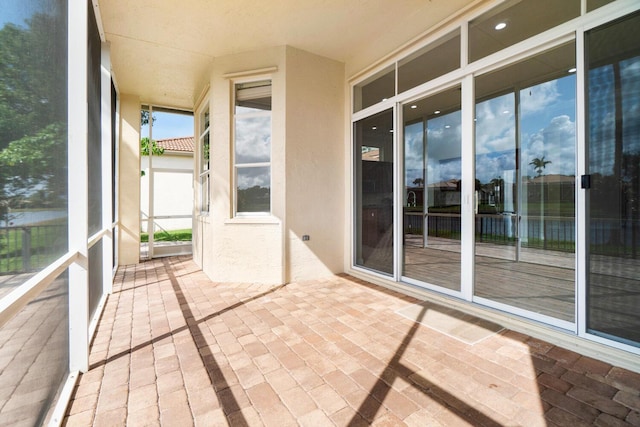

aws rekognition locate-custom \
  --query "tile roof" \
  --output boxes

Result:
[155,136,194,153]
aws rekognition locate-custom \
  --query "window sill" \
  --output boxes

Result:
[224,216,280,225]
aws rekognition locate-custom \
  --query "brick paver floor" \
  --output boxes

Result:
[63,256,640,426]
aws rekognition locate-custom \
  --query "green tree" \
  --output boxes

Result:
[140,137,164,177]
[0,6,68,224]
[141,110,156,127]
[0,123,67,201]
[140,137,165,156]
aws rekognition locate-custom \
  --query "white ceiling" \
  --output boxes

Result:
[97,0,480,110]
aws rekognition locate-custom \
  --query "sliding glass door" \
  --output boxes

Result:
[402,86,462,292]
[586,11,640,346]
[474,43,577,323]
[354,109,394,275]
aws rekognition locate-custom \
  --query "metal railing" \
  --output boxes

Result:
[0,224,67,275]
[404,212,639,257]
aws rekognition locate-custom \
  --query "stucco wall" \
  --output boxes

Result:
[203,47,286,284]
[140,153,194,232]
[195,46,345,284]
[118,94,141,265]
[284,47,345,281]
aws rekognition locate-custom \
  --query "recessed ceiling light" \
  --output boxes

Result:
[495,22,507,30]
[372,126,377,130]
[568,67,577,73]
[434,110,441,114]
[389,129,394,133]
[445,125,451,129]
[410,105,417,109]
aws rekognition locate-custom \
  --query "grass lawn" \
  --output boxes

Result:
[141,229,192,243]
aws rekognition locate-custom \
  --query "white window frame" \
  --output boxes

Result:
[232,77,272,217]
[198,104,210,215]
[349,0,640,361]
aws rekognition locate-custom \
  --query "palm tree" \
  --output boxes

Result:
[529,156,551,177]
[529,156,551,247]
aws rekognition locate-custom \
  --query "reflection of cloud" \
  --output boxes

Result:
[432,157,461,183]
[522,115,575,177]
[520,81,559,117]
[404,111,463,185]
[404,122,423,185]
[237,166,270,189]
[622,57,640,75]
[476,151,515,184]
[235,115,271,163]
[428,118,462,158]
[476,95,515,155]
[621,56,640,157]
[426,111,462,183]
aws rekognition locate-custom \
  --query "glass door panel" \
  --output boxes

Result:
[474,43,577,322]
[402,87,462,291]
[355,109,394,275]
[586,12,640,345]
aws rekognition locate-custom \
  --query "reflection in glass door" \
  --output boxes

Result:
[474,43,577,323]
[355,109,394,275]
[586,12,640,346]
[402,87,462,291]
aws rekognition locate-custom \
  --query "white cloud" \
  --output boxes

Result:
[235,115,271,163]
[520,81,559,117]
[522,114,576,177]
[237,166,270,189]
[476,95,515,155]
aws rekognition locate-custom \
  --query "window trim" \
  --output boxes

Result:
[232,77,273,217]
[197,102,210,215]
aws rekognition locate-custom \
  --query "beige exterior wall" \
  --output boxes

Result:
[202,47,286,284]
[141,153,194,232]
[195,46,345,284]
[118,94,141,265]
[284,46,344,281]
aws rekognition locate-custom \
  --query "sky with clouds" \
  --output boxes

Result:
[404,73,578,187]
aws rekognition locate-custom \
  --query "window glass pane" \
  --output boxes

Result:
[0,270,69,425]
[202,131,210,172]
[201,109,210,135]
[474,43,577,322]
[353,66,395,112]
[0,0,68,282]
[236,81,272,112]
[235,80,271,215]
[586,11,640,346]
[235,115,271,164]
[398,30,460,94]
[111,82,117,223]
[235,81,271,165]
[403,87,462,291]
[587,0,617,12]
[201,175,210,213]
[88,2,102,236]
[89,242,103,319]
[200,107,210,215]
[469,0,580,63]
[354,109,394,275]
[237,166,270,213]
